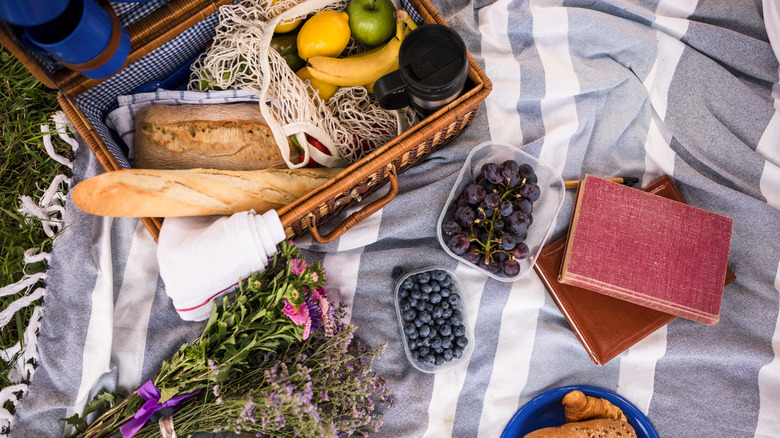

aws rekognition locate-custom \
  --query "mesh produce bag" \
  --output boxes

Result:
[188,0,416,169]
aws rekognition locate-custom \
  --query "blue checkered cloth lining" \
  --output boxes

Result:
[74,10,223,169]
[400,0,423,24]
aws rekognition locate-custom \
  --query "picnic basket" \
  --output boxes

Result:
[0,0,491,243]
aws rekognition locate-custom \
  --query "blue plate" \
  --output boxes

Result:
[501,385,659,438]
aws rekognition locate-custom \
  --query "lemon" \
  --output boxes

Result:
[297,11,351,60]
[269,0,303,34]
[296,66,340,101]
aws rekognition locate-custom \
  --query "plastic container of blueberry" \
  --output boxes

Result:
[395,267,474,373]
[438,141,565,282]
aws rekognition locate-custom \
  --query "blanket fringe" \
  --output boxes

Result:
[0,111,74,434]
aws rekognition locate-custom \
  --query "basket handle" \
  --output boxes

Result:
[307,164,398,244]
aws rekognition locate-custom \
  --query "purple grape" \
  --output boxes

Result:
[478,178,497,193]
[501,160,520,180]
[513,198,533,215]
[464,183,486,205]
[448,234,470,255]
[484,192,500,209]
[500,233,517,251]
[482,163,504,184]
[506,211,528,236]
[464,244,482,264]
[498,200,514,217]
[518,183,540,202]
[494,218,505,230]
[503,260,521,276]
[455,206,476,227]
[513,242,530,260]
[442,220,461,236]
[518,164,537,184]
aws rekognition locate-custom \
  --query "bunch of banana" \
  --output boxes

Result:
[305,9,417,90]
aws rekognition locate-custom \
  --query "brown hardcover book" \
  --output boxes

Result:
[534,175,736,365]
[558,175,733,325]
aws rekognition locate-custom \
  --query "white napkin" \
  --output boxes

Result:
[157,210,286,321]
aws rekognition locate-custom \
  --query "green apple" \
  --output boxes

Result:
[346,0,396,46]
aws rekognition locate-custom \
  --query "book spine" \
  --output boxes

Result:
[560,273,719,325]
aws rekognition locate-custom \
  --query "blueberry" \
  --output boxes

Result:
[430,281,441,292]
[453,347,463,359]
[400,299,412,312]
[418,346,430,356]
[422,354,436,367]
[429,292,442,304]
[443,349,453,361]
[419,338,431,348]
[439,287,451,298]
[451,310,463,326]
[402,278,415,289]
[448,293,461,308]
[415,300,427,312]
[425,302,434,312]
[399,289,409,299]
[439,324,452,337]
[441,337,452,349]
[408,298,418,308]
[419,324,431,338]
[402,309,417,321]
[408,329,419,340]
[431,306,443,319]
[411,289,422,300]
[435,317,446,326]
[414,318,424,328]
[434,355,445,366]
[419,311,432,324]
[456,336,468,348]
[411,350,421,361]
[442,308,453,319]
[432,270,447,282]
[453,324,465,337]
[421,283,433,294]
[408,338,417,350]
[403,321,416,335]
[417,272,431,284]
[440,275,452,287]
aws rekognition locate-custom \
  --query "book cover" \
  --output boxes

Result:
[559,175,733,325]
[534,175,736,365]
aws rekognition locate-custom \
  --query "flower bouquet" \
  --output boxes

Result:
[65,241,393,437]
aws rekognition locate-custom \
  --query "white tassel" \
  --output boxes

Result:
[0,111,76,433]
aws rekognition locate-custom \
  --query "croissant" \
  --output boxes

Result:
[562,390,627,423]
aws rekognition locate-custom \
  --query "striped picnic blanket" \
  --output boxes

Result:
[8,0,780,436]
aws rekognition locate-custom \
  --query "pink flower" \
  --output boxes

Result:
[303,318,312,340]
[310,271,319,282]
[282,299,310,326]
[288,258,308,276]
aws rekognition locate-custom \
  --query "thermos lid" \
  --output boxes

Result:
[399,25,468,101]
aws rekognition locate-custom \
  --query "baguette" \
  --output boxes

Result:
[72,167,343,217]
[134,103,294,170]
[522,419,637,438]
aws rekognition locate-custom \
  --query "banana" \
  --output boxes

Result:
[306,16,407,87]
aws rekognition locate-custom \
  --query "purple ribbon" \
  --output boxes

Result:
[120,380,201,438]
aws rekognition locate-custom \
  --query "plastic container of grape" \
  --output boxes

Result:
[437,141,565,282]
[394,266,475,373]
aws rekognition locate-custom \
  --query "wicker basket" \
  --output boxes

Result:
[0,0,491,243]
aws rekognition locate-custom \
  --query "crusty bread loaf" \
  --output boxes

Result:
[72,167,343,217]
[134,103,294,170]
[522,419,637,438]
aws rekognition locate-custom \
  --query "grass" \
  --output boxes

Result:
[0,47,70,389]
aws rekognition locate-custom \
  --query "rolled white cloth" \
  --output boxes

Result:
[157,209,286,321]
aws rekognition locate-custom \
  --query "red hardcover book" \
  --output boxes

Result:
[535,176,736,365]
[558,175,733,325]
